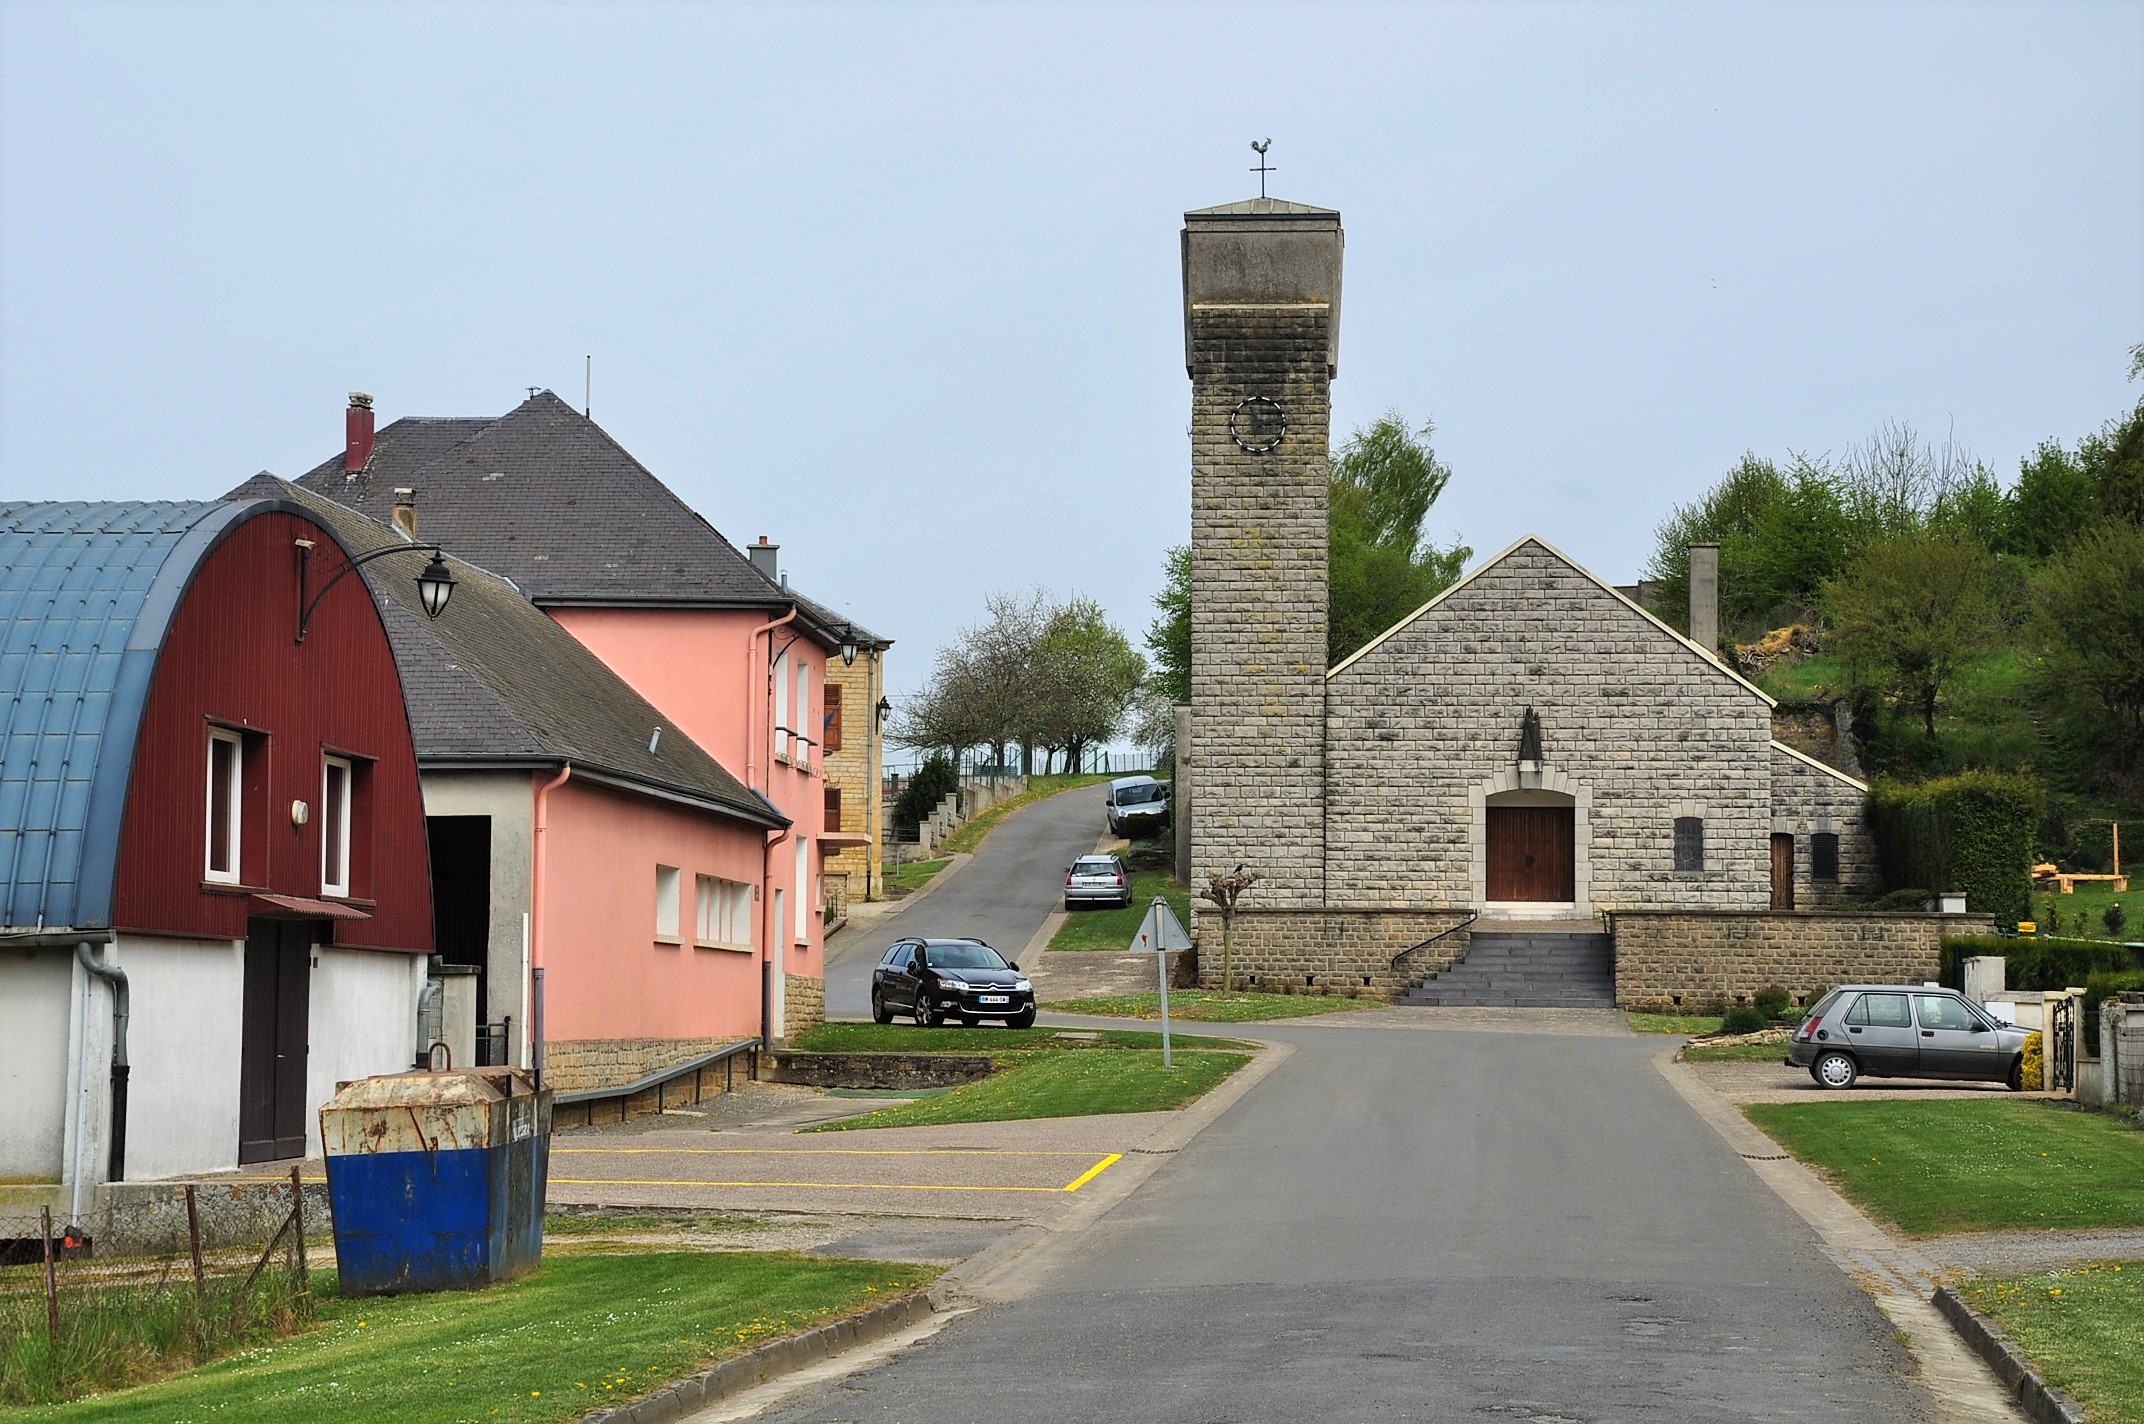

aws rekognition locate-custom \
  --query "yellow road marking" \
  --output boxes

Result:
[552,1147,1098,1157]
[1060,1153,1122,1192]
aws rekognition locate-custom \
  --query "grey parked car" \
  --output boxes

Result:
[1786,985,2033,1091]
[1065,854,1132,909]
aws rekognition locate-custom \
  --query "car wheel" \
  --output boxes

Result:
[1812,1050,1858,1090]
[916,997,939,1028]
[871,990,893,1025]
[1009,1008,1036,1029]
[2007,1055,2026,1093]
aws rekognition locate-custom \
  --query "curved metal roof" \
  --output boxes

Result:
[0,500,272,934]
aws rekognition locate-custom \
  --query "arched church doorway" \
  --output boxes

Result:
[1485,790,1575,902]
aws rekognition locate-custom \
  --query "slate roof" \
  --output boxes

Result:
[230,476,784,830]
[0,499,279,933]
[292,391,795,611]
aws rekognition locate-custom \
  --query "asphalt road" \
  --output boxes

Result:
[822,783,1109,1019]
[748,1019,1935,1422]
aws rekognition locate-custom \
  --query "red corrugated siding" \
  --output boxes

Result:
[112,510,433,952]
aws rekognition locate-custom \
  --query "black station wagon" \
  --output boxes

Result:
[871,937,1036,1028]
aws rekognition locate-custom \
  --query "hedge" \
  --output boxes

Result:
[1938,934,2140,991]
[1867,771,2041,927]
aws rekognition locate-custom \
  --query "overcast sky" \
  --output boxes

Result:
[3,1,2139,710]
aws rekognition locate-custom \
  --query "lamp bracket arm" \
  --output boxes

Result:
[296,543,443,643]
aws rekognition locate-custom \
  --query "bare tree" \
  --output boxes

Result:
[1196,866,1261,997]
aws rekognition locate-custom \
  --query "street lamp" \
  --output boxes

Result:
[875,695,892,728]
[297,541,458,643]
[838,624,859,667]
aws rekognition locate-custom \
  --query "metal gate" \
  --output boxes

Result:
[2050,995,2075,1092]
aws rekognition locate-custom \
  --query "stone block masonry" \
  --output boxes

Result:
[1193,906,1473,1000]
[543,1036,732,1093]
[1612,910,1996,1012]
[785,971,826,1039]
[1187,300,1333,910]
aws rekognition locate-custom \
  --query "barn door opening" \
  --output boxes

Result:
[239,917,312,1164]
[427,815,492,1019]
[1770,834,1796,911]
[1486,803,1576,902]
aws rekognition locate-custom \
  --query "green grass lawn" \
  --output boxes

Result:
[9,1252,932,1424]
[1628,1012,1727,1035]
[940,772,1128,857]
[2034,878,2137,941]
[1960,1262,2144,1423]
[1742,1099,2144,1237]
[794,1022,1248,1055]
[1048,869,1192,951]
[1048,990,1371,1022]
[1681,1039,1792,1062]
[884,857,950,894]
[806,1049,1246,1130]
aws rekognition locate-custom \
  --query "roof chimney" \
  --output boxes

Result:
[1688,542,1720,660]
[392,488,419,540]
[748,536,779,582]
[345,392,376,476]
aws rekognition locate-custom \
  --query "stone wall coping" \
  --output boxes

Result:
[1609,909,1994,923]
[1191,905,1473,917]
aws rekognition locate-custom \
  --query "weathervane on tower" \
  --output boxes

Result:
[1250,138,1275,199]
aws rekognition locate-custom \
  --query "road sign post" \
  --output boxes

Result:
[1130,896,1194,1067]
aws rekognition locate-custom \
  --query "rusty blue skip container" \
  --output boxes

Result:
[320,1066,551,1296]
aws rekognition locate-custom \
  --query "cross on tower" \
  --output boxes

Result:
[1250,139,1275,199]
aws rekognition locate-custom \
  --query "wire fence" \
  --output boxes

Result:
[0,1171,315,1407]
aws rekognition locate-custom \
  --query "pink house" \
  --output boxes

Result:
[244,475,789,1090]
[292,393,861,1039]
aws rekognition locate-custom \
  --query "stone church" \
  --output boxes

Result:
[1177,197,1980,1008]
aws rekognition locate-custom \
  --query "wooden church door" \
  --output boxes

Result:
[1486,806,1575,901]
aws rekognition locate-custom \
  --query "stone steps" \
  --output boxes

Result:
[1400,931,1617,1009]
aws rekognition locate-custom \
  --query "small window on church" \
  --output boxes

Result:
[1812,833,1840,882]
[1673,817,1705,873]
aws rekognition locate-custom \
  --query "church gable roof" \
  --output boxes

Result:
[1326,533,1774,706]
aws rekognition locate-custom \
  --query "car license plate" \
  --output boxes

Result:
[979,995,1009,1005]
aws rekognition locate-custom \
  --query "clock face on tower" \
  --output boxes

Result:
[1229,395,1288,453]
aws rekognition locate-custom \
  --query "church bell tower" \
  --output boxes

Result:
[1183,197,1342,908]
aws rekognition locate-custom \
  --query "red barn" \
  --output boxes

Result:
[1,498,435,1218]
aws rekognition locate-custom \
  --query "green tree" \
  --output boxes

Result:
[1824,530,2004,737]
[2007,438,2101,558]
[1326,412,1471,665]
[2030,518,2144,777]
[1029,596,1146,773]
[1145,544,1191,704]
[1644,454,1851,636]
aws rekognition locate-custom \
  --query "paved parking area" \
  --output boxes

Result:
[1687,1057,2055,1105]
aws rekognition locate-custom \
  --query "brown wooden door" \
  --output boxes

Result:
[1486,806,1575,901]
[240,918,312,1163]
[1770,834,1796,911]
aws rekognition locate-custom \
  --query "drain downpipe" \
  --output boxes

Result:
[75,938,130,1185]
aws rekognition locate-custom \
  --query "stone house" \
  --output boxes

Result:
[1177,197,1974,1008]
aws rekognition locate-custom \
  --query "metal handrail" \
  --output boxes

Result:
[553,1038,761,1127]
[1389,912,1479,969]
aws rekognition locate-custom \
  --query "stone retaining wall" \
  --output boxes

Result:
[762,1052,993,1090]
[1612,910,1995,1011]
[1190,907,1474,1000]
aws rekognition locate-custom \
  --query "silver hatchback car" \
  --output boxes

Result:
[1786,985,2033,1091]
[1064,854,1131,910]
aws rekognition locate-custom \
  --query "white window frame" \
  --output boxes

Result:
[321,755,354,897]
[655,864,681,940]
[794,836,811,942]
[773,648,791,761]
[696,874,754,949]
[795,660,813,770]
[205,728,243,884]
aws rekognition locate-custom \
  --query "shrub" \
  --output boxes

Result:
[2020,1030,2044,1091]
[1719,1005,1772,1035]
[1938,934,2139,991]
[1871,887,1935,911]
[2106,902,2128,938]
[891,753,959,831]
[2083,970,2144,1017]
[1867,770,2043,926]
[1752,985,1793,1019]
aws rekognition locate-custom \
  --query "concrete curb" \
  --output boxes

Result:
[1931,1286,2088,1424]
[575,1289,936,1424]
